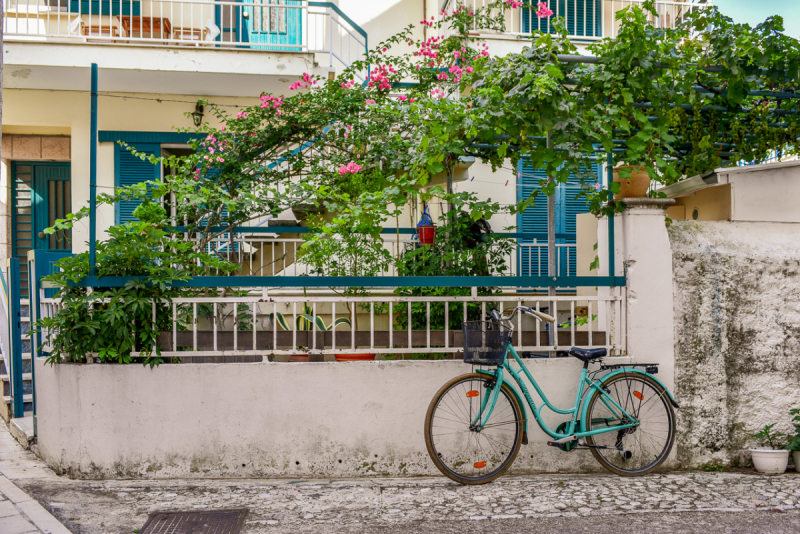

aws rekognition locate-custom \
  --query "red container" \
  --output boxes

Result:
[335,354,377,362]
[417,225,436,246]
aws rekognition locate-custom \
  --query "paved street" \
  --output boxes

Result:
[2,423,800,533]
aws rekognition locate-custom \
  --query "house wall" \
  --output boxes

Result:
[669,184,732,221]
[35,356,646,479]
[2,89,259,255]
[670,220,800,468]
[725,162,800,223]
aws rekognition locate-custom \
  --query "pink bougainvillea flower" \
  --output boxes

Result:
[398,95,408,101]
[339,161,363,175]
[594,182,602,191]
[536,1,554,18]
[466,66,474,73]
[365,99,376,105]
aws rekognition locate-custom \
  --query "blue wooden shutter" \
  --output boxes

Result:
[115,143,160,224]
[517,160,602,276]
[522,1,601,37]
[517,160,550,276]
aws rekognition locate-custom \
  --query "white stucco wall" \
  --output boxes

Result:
[670,220,800,468]
[34,357,641,479]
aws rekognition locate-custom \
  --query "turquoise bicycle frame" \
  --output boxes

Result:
[473,345,677,443]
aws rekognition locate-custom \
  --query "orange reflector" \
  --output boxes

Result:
[633,391,644,400]
[474,461,487,469]
[466,390,479,398]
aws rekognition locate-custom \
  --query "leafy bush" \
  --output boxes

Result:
[35,220,235,366]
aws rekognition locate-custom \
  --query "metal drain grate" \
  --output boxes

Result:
[139,509,248,534]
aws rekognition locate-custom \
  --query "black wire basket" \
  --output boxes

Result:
[462,320,513,366]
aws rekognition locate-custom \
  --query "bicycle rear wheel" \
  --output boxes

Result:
[424,373,523,485]
[584,373,675,476]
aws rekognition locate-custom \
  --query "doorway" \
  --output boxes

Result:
[11,162,71,297]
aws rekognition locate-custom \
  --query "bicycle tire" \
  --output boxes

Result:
[424,373,524,485]
[584,373,676,476]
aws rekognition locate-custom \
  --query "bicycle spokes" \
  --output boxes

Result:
[426,375,522,484]
[585,375,675,474]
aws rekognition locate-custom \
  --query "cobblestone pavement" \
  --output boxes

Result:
[4,418,800,533]
[15,470,800,533]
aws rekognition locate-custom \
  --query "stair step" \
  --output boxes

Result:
[0,373,33,382]
[3,394,33,404]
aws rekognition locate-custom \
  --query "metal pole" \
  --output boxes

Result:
[607,136,615,282]
[547,133,556,349]
[89,64,98,275]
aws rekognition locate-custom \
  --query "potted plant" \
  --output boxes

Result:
[297,227,391,361]
[787,409,800,472]
[750,423,790,474]
[612,165,651,199]
[299,315,374,361]
[270,303,317,362]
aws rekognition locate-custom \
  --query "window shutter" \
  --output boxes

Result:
[517,160,550,276]
[517,160,601,276]
[522,1,600,37]
[115,143,161,224]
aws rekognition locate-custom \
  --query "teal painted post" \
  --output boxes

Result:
[7,259,24,418]
[607,141,615,282]
[89,64,98,275]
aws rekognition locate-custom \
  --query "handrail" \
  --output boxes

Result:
[172,225,576,239]
[74,275,627,288]
[308,1,368,42]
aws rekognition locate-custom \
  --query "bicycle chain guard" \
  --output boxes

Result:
[554,421,580,452]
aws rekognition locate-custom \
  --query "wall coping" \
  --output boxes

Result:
[621,198,676,209]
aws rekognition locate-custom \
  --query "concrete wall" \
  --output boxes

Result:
[34,357,637,479]
[670,220,800,468]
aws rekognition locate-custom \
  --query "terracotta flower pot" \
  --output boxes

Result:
[612,165,651,199]
[334,353,377,362]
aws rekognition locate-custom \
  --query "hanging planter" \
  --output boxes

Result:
[417,225,436,246]
[416,205,436,246]
[612,165,651,199]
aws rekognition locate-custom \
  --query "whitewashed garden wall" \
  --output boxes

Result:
[671,220,800,468]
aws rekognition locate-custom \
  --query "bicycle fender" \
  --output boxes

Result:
[476,369,529,442]
[580,368,679,430]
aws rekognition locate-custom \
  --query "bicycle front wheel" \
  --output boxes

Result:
[584,373,676,476]
[424,373,523,485]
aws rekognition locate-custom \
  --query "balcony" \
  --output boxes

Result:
[441,0,712,42]
[2,0,367,94]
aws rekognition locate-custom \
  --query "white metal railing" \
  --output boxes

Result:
[2,0,368,78]
[440,0,711,40]
[38,290,627,358]
[199,232,578,279]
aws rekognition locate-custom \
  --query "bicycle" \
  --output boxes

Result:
[424,306,678,485]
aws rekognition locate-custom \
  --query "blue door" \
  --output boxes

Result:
[242,0,303,50]
[11,162,71,298]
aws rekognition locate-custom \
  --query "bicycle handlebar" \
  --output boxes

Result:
[491,306,556,324]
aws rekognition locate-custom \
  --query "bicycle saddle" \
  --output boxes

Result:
[568,347,607,361]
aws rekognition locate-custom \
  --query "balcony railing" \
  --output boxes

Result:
[2,0,368,78]
[198,230,579,282]
[441,0,712,41]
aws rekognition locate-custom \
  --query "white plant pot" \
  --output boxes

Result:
[793,451,800,472]
[750,448,790,474]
